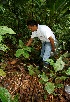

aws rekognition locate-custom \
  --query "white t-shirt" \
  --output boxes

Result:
[31,24,55,42]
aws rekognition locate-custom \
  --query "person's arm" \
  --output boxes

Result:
[26,38,33,46]
[48,36,55,52]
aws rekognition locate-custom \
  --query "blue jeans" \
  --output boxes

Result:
[41,42,52,64]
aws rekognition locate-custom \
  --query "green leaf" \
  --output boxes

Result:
[0,87,11,102]
[34,66,40,75]
[28,65,35,76]
[53,57,65,72]
[15,49,23,57]
[45,82,55,94]
[19,40,24,48]
[0,4,4,12]
[22,50,29,58]
[0,69,6,77]
[0,44,8,51]
[23,46,31,52]
[28,69,35,76]
[46,59,54,66]
[0,87,19,102]
[0,26,16,35]
[55,76,67,81]
[15,49,30,58]
[50,70,56,78]
[55,83,64,88]
[0,35,2,42]
[65,67,70,75]
[38,72,48,82]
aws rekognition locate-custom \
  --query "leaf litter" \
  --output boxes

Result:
[0,58,70,102]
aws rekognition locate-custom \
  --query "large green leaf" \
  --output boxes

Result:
[45,82,55,94]
[53,57,65,72]
[15,49,29,58]
[0,87,11,102]
[15,49,24,57]
[0,87,19,102]
[0,26,16,35]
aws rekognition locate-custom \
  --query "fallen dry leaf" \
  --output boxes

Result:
[10,59,17,65]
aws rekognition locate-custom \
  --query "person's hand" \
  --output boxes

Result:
[26,38,33,46]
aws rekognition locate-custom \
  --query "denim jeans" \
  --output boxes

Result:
[41,42,52,64]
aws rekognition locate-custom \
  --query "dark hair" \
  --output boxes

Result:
[27,20,38,26]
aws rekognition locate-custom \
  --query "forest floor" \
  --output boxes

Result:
[0,54,70,102]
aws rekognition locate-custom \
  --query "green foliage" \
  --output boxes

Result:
[38,72,48,82]
[55,76,67,81]
[0,4,4,13]
[28,65,40,76]
[0,26,16,52]
[0,61,7,77]
[0,87,11,102]
[47,57,65,72]
[38,72,55,94]
[0,0,70,52]
[0,87,19,102]
[15,49,30,58]
[65,67,70,75]
[0,44,8,51]
[27,65,35,76]
[53,57,65,72]
[18,40,24,48]
[0,1,69,101]
[45,82,55,94]
[26,53,69,95]
[55,83,64,88]
[0,69,6,77]
[38,53,70,94]
[0,26,16,35]
[46,59,54,66]
[0,35,2,42]
[15,40,31,58]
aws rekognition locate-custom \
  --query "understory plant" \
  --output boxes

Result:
[38,52,70,94]
[0,26,16,77]
[28,52,70,95]
[15,40,31,58]
[0,87,19,102]
[0,26,16,51]
[27,65,40,76]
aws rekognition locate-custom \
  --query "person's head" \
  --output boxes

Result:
[27,20,38,32]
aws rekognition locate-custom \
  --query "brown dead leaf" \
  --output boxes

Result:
[10,59,17,65]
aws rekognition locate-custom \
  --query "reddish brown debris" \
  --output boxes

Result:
[0,61,70,102]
